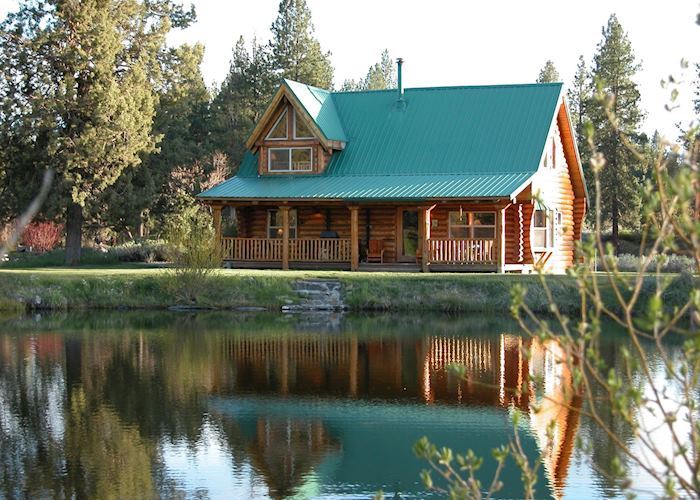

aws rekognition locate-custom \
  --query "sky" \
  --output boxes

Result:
[1,0,698,138]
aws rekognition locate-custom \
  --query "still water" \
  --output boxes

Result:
[0,311,668,499]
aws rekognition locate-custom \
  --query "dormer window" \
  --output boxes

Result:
[266,110,288,140]
[293,109,314,139]
[269,147,313,172]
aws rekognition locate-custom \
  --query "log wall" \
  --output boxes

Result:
[531,120,577,273]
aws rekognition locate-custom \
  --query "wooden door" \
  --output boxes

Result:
[397,209,419,262]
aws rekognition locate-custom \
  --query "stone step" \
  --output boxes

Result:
[288,279,346,312]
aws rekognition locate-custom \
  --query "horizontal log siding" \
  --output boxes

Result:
[532,121,577,273]
[364,207,397,263]
[230,205,397,263]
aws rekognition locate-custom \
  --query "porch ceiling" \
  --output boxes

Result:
[198,171,532,201]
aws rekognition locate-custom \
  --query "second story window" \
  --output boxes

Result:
[266,110,288,140]
[269,147,313,172]
[294,109,314,139]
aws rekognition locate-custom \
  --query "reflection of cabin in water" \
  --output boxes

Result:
[226,333,533,408]
[218,331,581,498]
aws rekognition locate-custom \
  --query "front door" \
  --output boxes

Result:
[399,209,419,262]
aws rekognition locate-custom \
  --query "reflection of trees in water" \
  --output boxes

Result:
[0,335,66,498]
[0,311,649,498]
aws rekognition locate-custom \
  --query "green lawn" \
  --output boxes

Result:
[0,265,692,315]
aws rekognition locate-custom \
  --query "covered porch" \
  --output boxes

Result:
[210,201,521,273]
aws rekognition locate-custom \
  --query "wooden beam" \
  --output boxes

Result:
[422,206,433,273]
[212,205,222,262]
[497,206,507,273]
[349,206,359,271]
[280,206,290,270]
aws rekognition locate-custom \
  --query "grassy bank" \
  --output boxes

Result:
[0,265,693,314]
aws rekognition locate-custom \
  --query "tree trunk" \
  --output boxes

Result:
[611,196,619,255]
[65,202,83,266]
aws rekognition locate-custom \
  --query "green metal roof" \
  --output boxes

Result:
[284,79,347,142]
[200,81,564,201]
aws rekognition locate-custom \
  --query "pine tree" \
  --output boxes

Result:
[363,50,396,90]
[568,56,591,133]
[269,0,334,89]
[567,55,593,171]
[0,0,193,264]
[102,43,211,238]
[537,60,560,83]
[588,14,645,251]
[340,50,396,91]
[211,36,277,168]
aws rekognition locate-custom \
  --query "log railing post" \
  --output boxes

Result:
[422,206,433,272]
[212,205,222,262]
[349,206,359,271]
[497,206,506,273]
[280,206,290,270]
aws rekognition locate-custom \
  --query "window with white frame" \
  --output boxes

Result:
[267,209,297,239]
[533,208,555,249]
[268,147,313,172]
[293,109,314,139]
[448,211,496,239]
[266,110,288,140]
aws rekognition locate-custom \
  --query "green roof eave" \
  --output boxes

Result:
[197,171,533,201]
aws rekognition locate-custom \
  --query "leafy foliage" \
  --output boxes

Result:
[164,206,220,304]
[0,0,194,264]
[21,221,63,253]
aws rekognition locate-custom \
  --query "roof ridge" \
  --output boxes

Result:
[332,82,563,95]
[283,78,332,96]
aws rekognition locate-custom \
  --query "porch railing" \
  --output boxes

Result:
[222,237,283,261]
[289,238,351,262]
[222,237,351,262]
[427,238,496,264]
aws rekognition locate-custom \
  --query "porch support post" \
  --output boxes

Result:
[280,206,290,270]
[349,206,359,271]
[497,206,506,273]
[212,204,222,261]
[421,206,433,273]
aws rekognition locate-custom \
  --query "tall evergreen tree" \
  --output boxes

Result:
[211,36,277,169]
[568,55,591,134]
[269,0,334,89]
[340,50,396,91]
[101,43,211,238]
[537,60,560,83]
[0,0,193,264]
[567,55,592,168]
[588,14,645,251]
[363,50,396,90]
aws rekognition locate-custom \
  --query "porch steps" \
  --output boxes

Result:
[282,279,348,312]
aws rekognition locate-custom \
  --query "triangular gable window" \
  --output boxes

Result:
[266,110,288,140]
[294,109,314,139]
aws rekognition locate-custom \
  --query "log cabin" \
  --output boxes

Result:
[198,61,588,273]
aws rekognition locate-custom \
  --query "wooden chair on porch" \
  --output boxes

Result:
[366,239,386,263]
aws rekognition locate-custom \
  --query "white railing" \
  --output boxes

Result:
[427,238,496,264]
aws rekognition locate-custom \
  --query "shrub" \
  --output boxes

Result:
[21,221,63,253]
[599,253,695,274]
[164,207,220,305]
[109,240,168,263]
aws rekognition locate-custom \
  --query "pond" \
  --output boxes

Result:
[0,311,669,499]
